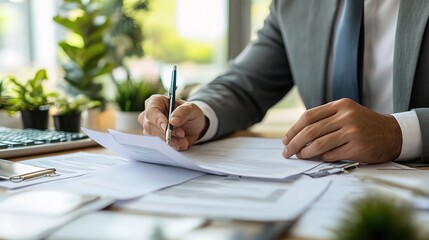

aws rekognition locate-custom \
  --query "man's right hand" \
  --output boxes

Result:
[138,94,208,151]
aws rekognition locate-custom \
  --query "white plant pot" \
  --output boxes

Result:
[115,111,142,131]
[81,108,101,130]
[0,111,22,128]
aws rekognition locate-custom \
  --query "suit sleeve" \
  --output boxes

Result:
[188,0,294,139]
[413,109,429,162]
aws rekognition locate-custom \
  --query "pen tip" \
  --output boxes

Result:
[173,65,177,71]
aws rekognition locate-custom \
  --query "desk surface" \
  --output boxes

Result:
[5,130,306,240]
[4,108,427,240]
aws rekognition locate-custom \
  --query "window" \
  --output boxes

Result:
[250,0,271,40]
[1,0,303,111]
[1,0,228,93]
[0,0,59,84]
[131,0,228,91]
[0,0,30,74]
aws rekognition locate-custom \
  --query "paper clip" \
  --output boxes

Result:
[9,168,59,183]
[304,162,360,178]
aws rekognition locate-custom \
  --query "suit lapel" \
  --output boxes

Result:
[394,0,429,111]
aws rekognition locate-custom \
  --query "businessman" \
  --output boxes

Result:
[139,0,429,164]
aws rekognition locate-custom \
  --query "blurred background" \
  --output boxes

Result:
[0,0,304,131]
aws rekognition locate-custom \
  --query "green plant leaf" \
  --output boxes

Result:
[53,16,81,34]
[333,195,421,240]
[55,0,113,104]
[32,69,48,83]
[114,79,163,112]
[6,69,56,112]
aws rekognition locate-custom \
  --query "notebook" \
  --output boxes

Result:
[0,127,98,159]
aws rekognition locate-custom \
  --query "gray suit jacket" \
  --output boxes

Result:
[189,0,429,162]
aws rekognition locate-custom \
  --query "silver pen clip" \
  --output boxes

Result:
[304,162,360,178]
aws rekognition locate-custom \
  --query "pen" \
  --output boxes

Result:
[165,65,177,145]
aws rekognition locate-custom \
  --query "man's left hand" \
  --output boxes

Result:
[282,98,402,163]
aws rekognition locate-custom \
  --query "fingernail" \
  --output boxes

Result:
[283,148,290,158]
[176,131,185,138]
[170,117,180,123]
[285,150,294,159]
[161,123,166,131]
[283,136,289,145]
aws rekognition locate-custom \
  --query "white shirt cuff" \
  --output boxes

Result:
[192,101,218,143]
[392,111,422,160]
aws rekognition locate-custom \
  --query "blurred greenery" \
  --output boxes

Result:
[100,0,148,83]
[54,94,101,115]
[333,195,422,240]
[133,0,214,63]
[0,10,4,43]
[6,69,57,112]
[0,77,9,110]
[114,78,163,112]
[54,0,114,106]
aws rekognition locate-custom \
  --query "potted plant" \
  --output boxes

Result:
[0,78,21,128]
[53,0,114,107]
[114,78,163,131]
[100,0,149,84]
[53,94,101,132]
[6,69,57,130]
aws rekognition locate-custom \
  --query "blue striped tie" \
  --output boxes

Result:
[332,0,364,103]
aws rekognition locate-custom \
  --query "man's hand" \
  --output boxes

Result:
[138,94,208,151]
[282,98,402,164]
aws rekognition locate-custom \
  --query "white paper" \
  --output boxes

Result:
[47,211,206,240]
[0,194,114,240]
[83,128,321,179]
[0,190,98,216]
[182,137,322,179]
[0,152,127,189]
[290,162,420,239]
[37,161,205,199]
[117,175,330,222]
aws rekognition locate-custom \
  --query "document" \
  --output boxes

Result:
[0,152,127,189]
[83,128,322,179]
[117,175,330,221]
[38,161,205,199]
[0,190,114,239]
[47,211,206,240]
[289,162,420,239]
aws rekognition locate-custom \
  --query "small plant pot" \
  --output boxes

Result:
[0,111,22,129]
[53,113,82,132]
[115,111,142,131]
[21,109,49,130]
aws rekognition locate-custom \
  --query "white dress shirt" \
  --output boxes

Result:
[195,0,422,160]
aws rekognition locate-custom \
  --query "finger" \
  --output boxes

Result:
[144,95,170,131]
[284,103,337,145]
[318,143,355,162]
[170,102,203,126]
[145,107,168,131]
[295,130,347,159]
[284,114,340,158]
[142,121,189,150]
[167,137,190,151]
[172,127,185,138]
[142,121,165,137]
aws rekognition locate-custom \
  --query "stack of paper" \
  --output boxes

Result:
[82,128,322,180]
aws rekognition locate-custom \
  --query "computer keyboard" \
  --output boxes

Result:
[0,127,98,159]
